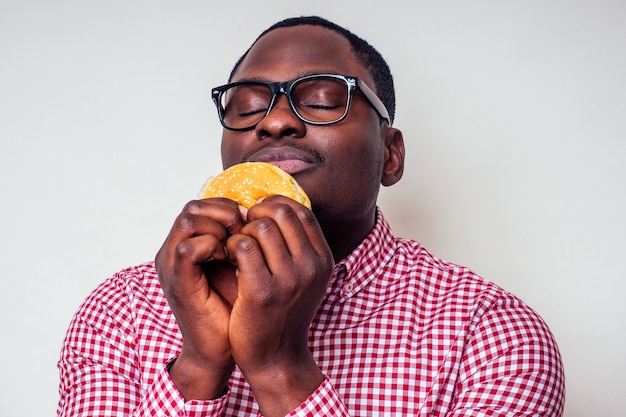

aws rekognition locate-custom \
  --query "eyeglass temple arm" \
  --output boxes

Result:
[357,79,391,125]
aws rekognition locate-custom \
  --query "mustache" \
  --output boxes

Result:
[240,141,326,164]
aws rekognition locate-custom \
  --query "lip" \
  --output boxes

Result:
[247,146,318,175]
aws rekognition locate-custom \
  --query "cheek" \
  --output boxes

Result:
[339,129,385,178]
[220,134,248,168]
[324,132,385,196]
[353,145,385,195]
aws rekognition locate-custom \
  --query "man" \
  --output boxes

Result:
[58,16,565,416]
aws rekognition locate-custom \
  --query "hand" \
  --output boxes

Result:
[225,195,335,416]
[155,198,246,400]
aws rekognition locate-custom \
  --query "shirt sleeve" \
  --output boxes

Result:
[448,292,566,416]
[57,275,228,417]
[282,375,350,417]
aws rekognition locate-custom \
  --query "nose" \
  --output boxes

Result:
[254,94,306,139]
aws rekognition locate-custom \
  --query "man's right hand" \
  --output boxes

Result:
[155,198,246,400]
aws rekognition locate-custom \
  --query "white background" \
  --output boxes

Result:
[1,1,624,416]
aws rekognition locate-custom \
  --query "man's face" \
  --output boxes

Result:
[220,25,388,224]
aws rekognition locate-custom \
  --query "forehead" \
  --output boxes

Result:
[232,25,373,85]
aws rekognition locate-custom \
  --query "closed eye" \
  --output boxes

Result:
[303,104,342,110]
[238,108,268,117]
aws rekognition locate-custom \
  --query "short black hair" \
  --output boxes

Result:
[229,16,396,124]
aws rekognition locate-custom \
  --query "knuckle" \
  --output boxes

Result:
[223,211,244,234]
[176,212,197,233]
[259,290,280,308]
[234,236,256,254]
[297,206,317,225]
[252,217,276,236]
[174,240,196,260]
[182,200,204,214]
[282,276,303,296]
[273,203,298,222]
[252,279,282,307]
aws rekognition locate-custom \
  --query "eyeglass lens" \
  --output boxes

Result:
[220,76,350,130]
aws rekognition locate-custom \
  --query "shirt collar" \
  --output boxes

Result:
[332,208,397,302]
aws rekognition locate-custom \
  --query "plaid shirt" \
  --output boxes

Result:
[58,210,564,416]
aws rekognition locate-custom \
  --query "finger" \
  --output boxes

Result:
[174,198,246,239]
[225,234,275,304]
[158,199,245,268]
[158,214,229,285]
[173,233,230,269]
[240,214,293,272]
[234,203,331,301]
[248,197,332,261]
[160,234,226,302]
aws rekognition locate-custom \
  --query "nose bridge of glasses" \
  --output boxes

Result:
[275,80,290,95]
[266,80,299,117]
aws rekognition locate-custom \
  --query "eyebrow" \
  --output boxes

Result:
[232,70,345,84]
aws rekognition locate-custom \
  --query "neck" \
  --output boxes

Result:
[319,210,377,262]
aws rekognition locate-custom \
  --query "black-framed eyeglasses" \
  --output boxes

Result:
[211,74,391,131]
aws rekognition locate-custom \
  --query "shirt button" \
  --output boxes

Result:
[343,281,354,293]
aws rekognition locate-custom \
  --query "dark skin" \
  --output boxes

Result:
[155,25,405,417]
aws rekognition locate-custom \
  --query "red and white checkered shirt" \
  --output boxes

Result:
[58,210,565,416]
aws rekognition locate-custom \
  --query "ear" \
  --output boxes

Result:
[381,126,405,186]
